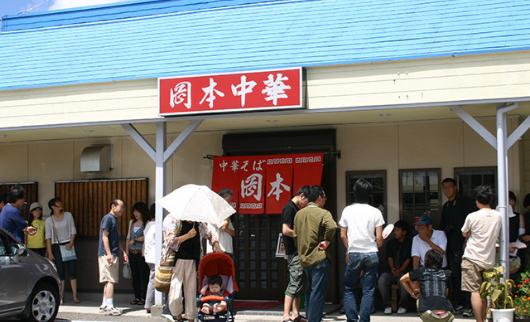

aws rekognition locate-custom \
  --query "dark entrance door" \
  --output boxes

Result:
[222,129,338,301]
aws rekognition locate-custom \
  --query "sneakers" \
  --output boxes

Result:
[104,307,122,316]
[99,305,107,313]
[397,307,407,314]
[384,307,392,314]
[462,309,473,317]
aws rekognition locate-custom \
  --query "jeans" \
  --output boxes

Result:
[344,252,379,322]
[304,259,330,322]
[129,252,150,300]
[377,272,409,308]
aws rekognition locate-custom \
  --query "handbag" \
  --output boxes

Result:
[122,263,132,279]
[154,220,181,293]
[52,215,77,262]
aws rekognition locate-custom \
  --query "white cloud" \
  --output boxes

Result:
[49,0,126,10]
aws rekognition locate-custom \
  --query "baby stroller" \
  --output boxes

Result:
[197,252,239,322]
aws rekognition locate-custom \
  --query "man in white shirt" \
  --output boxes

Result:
[339,179,384,322]
[461,186,501,322]
[411,215,447,270]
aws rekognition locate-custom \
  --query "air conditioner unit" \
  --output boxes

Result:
[80,145,112,172]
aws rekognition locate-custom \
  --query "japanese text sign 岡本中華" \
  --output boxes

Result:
[159,68,303,116]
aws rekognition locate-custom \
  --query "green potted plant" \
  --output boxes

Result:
[514,272,530,321]
[480,266,515,322]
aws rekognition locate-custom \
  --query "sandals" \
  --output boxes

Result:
[73,298,81,304]
[293,315,307,322]
[130,298,141,305]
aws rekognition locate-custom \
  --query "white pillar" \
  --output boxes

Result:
[154,122,166,305]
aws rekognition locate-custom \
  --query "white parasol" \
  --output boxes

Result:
[157,184,236,226]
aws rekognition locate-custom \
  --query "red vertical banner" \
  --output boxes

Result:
[292,153,324,193]
[238,157,267,214]
[265,156,294,214]
[211,153,324,215]
[212,157,240,209]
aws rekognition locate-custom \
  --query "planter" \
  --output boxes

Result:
[515,318,530,322]
[492,309,515,322]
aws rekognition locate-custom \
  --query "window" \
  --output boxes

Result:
[454,167,497,201]
[400,168,442,226]
[345,170,387,221]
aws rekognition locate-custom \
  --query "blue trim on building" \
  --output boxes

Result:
[1,0,530,91]
[1,0,288,32]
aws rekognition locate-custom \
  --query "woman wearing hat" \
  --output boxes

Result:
[26,202,46,256]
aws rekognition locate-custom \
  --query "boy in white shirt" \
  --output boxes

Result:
[411,215,447,270]
[339,179,384,322]
[461,186,501,322]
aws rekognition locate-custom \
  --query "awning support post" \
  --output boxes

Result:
[154,122,166,306]
[450,106,497,149]
[496,104,518,278]
[452,104,521,279]
[508,115,530,149]
[123,119,203,306]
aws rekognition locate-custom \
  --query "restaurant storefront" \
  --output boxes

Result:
[2,0,530,303]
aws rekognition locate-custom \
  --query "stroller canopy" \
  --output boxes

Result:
[198,252,239,293]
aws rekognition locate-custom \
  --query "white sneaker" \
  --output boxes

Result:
[397,307,407,314]
[384,307,392,314]
[105,307,122,316]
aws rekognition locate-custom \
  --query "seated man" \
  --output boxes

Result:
[400,249,454,322]
[199,275,229,315]
[411,215,447,270]
[378,220,412,314]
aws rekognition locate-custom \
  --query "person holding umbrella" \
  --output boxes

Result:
[158,184,233,322]
[164,216,221,322]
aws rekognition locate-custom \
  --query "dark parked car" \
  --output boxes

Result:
[0,228,60,322]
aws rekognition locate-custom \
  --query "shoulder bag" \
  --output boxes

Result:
[154,220,181,293]
[52,215,77,262]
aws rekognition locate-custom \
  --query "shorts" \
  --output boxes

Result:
[461,258,484,293]
[99,255,119,284]
[285,255,303,297]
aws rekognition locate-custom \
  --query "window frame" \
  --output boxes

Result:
[398,168,442,224]
[345,170,388,221]
[454,166,497,200]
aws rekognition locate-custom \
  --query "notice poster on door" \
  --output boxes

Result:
[212,153,323,214]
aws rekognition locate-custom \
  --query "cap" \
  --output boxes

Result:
[29,202,42,213]
[417,214,433,226]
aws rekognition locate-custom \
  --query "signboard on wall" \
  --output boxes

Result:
[211,153,323,214]
[159,67,303,116]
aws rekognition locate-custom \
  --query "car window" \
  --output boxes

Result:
[0,231,18,256]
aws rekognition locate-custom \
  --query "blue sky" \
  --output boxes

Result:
[0,0,126,17]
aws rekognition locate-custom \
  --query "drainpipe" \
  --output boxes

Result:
[496,104,518,279]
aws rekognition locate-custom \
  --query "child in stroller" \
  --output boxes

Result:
[197,253,238,322]
[200,275,230,315]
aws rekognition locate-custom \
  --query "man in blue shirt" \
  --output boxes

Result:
[98,199,128,316]
[0,186,36,242]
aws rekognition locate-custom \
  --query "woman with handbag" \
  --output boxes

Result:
[126,202,150,306]
[45,197,79,304]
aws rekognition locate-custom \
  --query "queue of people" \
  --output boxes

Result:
[3,178,530,322]
[278,179,524,322]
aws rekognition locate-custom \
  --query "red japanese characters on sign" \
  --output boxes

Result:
[159,68,303,116]
[211,153,323,215]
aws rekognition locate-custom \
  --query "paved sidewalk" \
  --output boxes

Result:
[58,293,475,322]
